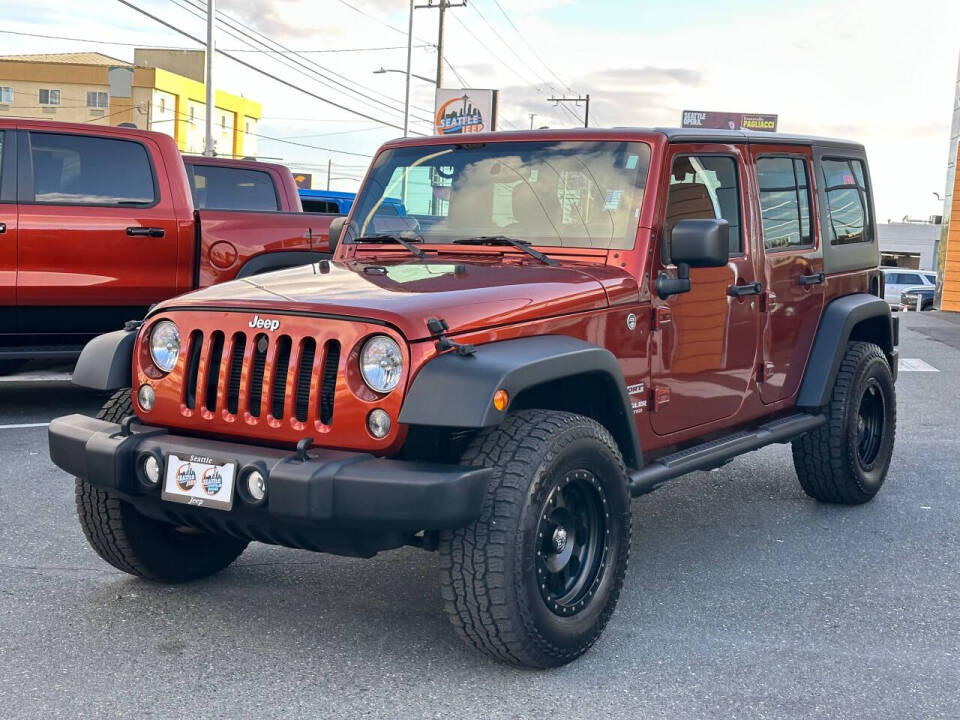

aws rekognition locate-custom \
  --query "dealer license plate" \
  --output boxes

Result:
[161,453,236,511]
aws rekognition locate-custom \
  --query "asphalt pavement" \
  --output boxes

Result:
[1,312,958,719]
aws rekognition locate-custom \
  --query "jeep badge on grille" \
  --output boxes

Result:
[249,314,280,331]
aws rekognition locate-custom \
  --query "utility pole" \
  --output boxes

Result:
[403,0,414,136]
[326,159,332,191]
[415,0,467,89]
[204,0,216,156]
[529,113,536,129]
[547,93,591,128]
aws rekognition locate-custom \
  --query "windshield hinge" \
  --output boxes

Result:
[427,317,476,357]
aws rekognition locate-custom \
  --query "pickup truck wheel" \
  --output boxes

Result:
[792,342,896,504]
[74,389,249,582]
[439,410,631,668]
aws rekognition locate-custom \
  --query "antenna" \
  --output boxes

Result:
[308,227,317,274]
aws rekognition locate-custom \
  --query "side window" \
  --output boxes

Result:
[899,273,923,285]
[190,165,279,211]
[29,132,156,206]
[821,158,871,245]
[301,199,340,214]
[756,156,813,250]
[0,131,4,188]
[664,155,742,261]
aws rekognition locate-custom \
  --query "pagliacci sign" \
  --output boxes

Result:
[434,88,498,135]
[681,110,778,132]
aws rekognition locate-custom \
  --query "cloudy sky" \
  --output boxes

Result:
[2,0,959,221]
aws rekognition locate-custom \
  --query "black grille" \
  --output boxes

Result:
[295,338,317,422]
[248,334,268,417]
[226,333,246,415]
[271,335,292,419]
[319,340,340,425]
[204,331,224,412]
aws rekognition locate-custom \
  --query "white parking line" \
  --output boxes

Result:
[0,422,50,430]
[900,358,939,372]
[0,372,73,383]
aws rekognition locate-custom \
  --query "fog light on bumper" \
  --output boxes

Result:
[244,469,267,503]
[137,384,155,412]
[141,454,161,486]
[367,409,391,438]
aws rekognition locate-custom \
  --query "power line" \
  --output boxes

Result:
[114,0,424,134]
[170,0,436,126]
[485,0,574,94]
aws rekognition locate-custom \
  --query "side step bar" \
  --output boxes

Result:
[628,413,826,497]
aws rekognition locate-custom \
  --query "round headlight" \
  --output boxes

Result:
[360,335,403,394]
[149,320,181,374]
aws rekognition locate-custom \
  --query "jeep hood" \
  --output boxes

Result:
[159,257,638,341]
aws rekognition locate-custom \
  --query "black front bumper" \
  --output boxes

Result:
[49,414,491,556]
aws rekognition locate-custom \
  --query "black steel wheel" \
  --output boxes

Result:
[792,341,896,504]
[439,410,631,668]
[534,470,609,616]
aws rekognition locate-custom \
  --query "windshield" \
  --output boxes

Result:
[347,140,651,249]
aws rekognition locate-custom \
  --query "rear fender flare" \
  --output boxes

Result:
[797,293,897,408]
[398,335,643,469]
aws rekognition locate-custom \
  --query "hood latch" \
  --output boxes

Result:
[427,317,476,357]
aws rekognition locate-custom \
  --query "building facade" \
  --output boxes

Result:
[936,52,960,311]
[0,51,260,158]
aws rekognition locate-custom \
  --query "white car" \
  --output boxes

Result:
[881,267,937,307]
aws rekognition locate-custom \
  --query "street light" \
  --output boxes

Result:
[374,67,438,85]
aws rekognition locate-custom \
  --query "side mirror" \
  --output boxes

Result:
[328,215,349,254]
[657,219,729,298]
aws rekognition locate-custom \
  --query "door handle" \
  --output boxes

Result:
[126,226,165,238]
[799,272,825,286]
[0,222,5,234]
[728,281,763,297]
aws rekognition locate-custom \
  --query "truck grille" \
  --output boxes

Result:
[182,328,341,427]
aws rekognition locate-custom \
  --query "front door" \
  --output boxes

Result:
[650,145,761,436]
[16,129,180,335]
[750,148,825,404]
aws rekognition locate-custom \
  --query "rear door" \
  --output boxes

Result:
[0,128,16,315]
[749,147,825,404]
[16,129,180,333]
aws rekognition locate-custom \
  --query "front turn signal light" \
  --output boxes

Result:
[493,389,509,412]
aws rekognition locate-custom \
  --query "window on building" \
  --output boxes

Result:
[29,132,156,205]
[189,165,278,211]
[221,116,226,129]
[756,156,813,250]
[664,154,742,260]
[38,89,60,106]
[821,158,872,245]
[159,97,166,114]
[86,91,108,109]
[0,87,12,104]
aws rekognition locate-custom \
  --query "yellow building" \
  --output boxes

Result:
[0,50,261,157]
[936,53,960,311]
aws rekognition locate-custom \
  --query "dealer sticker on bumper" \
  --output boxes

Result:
[162,453,236,511]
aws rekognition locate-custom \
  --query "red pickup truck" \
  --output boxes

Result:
[0,120,335,372]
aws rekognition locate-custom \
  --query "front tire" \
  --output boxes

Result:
[75,389,248,582]
[439,410,631,667]
[792,342,896,504]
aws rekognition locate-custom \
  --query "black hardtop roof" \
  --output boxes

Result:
[648,127,863,149]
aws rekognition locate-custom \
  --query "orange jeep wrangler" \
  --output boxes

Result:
[49,128,897,667]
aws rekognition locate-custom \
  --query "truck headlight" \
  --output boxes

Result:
[149,320,181,374]
[360,335,403,393]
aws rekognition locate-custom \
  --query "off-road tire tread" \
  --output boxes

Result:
[75,389,247,581]
[791,341,895,504]
[439,409,630,667]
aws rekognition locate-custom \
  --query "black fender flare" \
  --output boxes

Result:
[235,251,331,278]
[398,335,643,469]
[72,328,137,391]
[796,293,897,408]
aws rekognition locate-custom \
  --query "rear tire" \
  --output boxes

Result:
[439,410,631,667]
[75,389,248,582]
[792,342,896,504]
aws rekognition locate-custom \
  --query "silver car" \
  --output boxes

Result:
[881,267,937,307]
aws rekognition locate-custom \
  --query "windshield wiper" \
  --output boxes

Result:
[453,235,558,266]
[352,232,425,258]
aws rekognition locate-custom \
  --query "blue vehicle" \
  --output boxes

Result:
[298,189,405,217]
